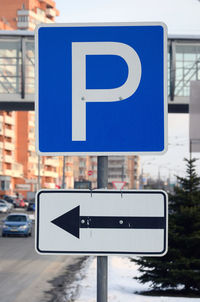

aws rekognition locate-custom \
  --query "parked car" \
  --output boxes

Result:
[2,213,32,237]
[2,195,15,206]
[1,195,27,209]
[3,195,19,208]
[11,197,26,208]
[0,203,9,213]
[24,199,29,207]
[27,202,35,212]
[0,199,13,211]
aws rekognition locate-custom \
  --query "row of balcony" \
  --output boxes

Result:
[0,155,14,163]
[4,129,14,138]
[0,141,17,151]
[27,155,60,167]
[0,127,14,137]
[34,170,58,178]
[0,115,14,125]
[4,115,15,125]
[0,162,23,177]
[4,142,14,151]
[108,175,129,181]
[44,157,59,166]
[17,9,54,30]
[108,163,127,169]
[28,132,35,140]
[29,120,35,127]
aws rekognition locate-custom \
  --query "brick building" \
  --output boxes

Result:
[0,0,59,30]
[0,0,140,196]
[0,0,60,197]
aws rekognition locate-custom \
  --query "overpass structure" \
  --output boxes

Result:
[0,30,199,113]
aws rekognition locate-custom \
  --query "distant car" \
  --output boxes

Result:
[12,197,26,208]
[3,195,15,206]
[24,199,29,207]
[0,203,8,213]
[2,213,32,237]
[27,202,35,211]
[0,199,13,211]
[3,195,18,208]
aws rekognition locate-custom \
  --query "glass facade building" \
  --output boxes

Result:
[0,31,200,112]
[0,31,34,109]
[168,35,200,112]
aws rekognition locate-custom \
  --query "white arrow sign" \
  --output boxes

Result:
[36,190,168,256]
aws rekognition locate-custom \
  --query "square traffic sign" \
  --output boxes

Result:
[35,22,167,155]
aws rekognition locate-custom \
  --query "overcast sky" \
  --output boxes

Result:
[54,0,200,181]
[55,0,200,35]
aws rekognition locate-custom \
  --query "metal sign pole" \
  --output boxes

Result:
[62,156,66,189]
[37,155,41,191]
[97,256,108,302]
[97,156,108,302]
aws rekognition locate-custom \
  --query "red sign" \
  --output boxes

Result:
[88,170,93,176]
[112,181,126,190]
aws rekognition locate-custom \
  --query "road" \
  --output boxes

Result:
[0,212,85,302]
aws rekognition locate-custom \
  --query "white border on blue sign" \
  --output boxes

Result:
[35,22,168,156]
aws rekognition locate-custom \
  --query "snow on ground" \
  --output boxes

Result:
[68,256,200,302]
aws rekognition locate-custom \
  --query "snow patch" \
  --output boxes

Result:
[68,256,199,302]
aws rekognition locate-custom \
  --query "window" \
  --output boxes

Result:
[1,179,10,190]
[37,8,45,16]
[18,16,28,22]
[6,215,27,222]
[175,43,200,97]
[0,38,21,94]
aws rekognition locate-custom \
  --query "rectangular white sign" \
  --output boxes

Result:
[36,190,168,256]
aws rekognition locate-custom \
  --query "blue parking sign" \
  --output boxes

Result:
[35,22,167,155]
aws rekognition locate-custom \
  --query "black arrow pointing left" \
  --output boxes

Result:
[51,206,165,239]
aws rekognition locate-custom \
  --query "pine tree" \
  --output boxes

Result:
[132,158,200,293]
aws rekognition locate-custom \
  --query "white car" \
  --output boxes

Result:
[0,203,8,213]
[0,199,13,211]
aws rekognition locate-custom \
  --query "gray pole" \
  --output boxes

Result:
[37,155,41,190]
[141,167,144,189]
[189,139,192,161]
[97,156,108,302]
[97,156,108,188]
[121,164,124,181]
[97,256,108,302]
[62,156,66,189]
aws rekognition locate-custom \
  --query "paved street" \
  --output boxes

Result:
[0,213,83,302]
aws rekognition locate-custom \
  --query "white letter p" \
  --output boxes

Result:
[72,42,142,141]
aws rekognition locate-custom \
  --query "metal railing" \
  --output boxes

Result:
[0,31,200,112]
[0,31,34,110]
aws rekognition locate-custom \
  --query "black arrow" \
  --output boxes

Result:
[51,206,165,239]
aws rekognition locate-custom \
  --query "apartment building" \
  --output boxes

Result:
[108,156,140,189]
[0,111,24,196]
[63,156,74,189]
[0,0,59,30]
[0,0,60,198]
[0,0,140,195]
[0,19,13,30]
[72,155,139,190]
